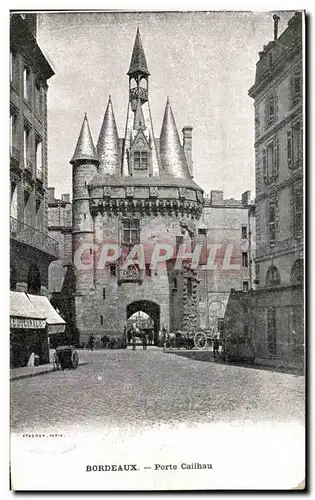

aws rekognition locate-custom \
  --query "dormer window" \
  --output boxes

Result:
[134,151,148,171]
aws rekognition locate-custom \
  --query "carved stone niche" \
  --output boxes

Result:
[150,186,158,198]
[126,186,134,198]
[179,187,187,199]
[103,186,111,198]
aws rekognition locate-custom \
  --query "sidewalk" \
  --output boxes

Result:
[10,349,91,381]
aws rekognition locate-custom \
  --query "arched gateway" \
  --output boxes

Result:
[127,301,160,342]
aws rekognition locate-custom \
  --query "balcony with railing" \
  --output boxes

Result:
[10,216,59,259]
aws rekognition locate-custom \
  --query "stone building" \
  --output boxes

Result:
[247,12,304,367]
[10,14,65,366]
[70,29,204,344]
[197,190,255,334]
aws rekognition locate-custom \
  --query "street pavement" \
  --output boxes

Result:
[10,348,305,433]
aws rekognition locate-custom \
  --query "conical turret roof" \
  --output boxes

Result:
[97,96,121,176]
[70,114,99,164]
[159,98,191,179]
[127,28,150,76]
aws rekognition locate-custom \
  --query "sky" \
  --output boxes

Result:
[37,10,294,200]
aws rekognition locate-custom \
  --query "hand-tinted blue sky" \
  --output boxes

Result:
[37,10,294,200]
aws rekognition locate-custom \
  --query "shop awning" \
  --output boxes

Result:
[27,294,66,334]
[10,291,46,329]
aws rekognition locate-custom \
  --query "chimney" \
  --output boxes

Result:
[182,126,193,177]
[210,190,224,205]
[242,190,251,206]
[61,193,70,203]
[47,187,55,203]
[273,14,280,40]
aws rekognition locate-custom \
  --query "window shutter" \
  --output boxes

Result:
[287,130,292,167]
[262,149,267,181]
[289,75,294,108]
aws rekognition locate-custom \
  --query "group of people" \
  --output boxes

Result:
[124,324,155,350]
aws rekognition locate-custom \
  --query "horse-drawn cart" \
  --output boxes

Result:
[53,345,79,371]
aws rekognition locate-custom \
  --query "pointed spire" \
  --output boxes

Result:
[97,96,121,176]
[160,98,191,179]
[70,114,99,164]
[127,28,150,76]
[133,97,146,130]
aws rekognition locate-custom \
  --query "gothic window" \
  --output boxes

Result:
[293,186,303,239]
[173,277,178,291]
[243,280,249,292]
[266,265,280,287]
[267,307,277,355]
[122,219,140,245]
[133,151,148,171]
[241,225,248,240]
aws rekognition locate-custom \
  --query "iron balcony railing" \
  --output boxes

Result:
[10,216,59,258]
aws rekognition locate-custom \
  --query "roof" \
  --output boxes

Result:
[127,28,150,76]
[70,114,99,164]
[27,294,66,326]
[10,291,46,320]
[159,98,192,180]
[97,96,121,176]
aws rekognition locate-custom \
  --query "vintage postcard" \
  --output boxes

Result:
[9,9,305,491]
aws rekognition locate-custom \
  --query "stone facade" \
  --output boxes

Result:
[10,13,58,296]
[247,12,304,367]
[197,190,256,334]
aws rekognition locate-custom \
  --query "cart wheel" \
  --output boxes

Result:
[71,350,79,369]
[52,353,60,371]
[194,332,207,350]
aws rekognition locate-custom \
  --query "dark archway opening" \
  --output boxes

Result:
[127,300,160,345]
[27,263,41,295]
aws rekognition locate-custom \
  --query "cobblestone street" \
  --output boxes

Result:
[10,348,305,432]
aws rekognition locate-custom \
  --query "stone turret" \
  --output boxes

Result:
[70,114,99,293]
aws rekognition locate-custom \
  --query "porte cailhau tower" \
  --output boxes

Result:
[70,29,204,343]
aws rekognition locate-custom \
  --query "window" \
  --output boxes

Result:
[10,51,13,82]
[100,315,103,325]
[290,259,303,285]
[242,252,248,269]
[102,288,106,300]
[35,136,42,179]
[23,125,31,169]
[173,277,178,291]
[145,264,151,277]
[293,187,303,239]
[266,265,280,286]
[268,52,273,67]
[198,228,207,235]
[266,94,275,124]
[84,182,87,188]
[293,122,302,164]
[109,265,116,277]
[122,219,140,244]
[23,67,31,102]
[134,151,148,171]
[187,278,193,296]
[35,81,42,116]
[291,69,302,107]
[268,201,276,244]
[287,130,292,167]
[36,198,41,213]
[243,280,249,292]
[255,263,260,285]
[241,225,248,240]
[10,113,18,150]
[267,307,277,355]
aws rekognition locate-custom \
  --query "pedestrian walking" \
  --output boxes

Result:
[88,334,95,351]
[213,336,219,358]
[132,332,136,351]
